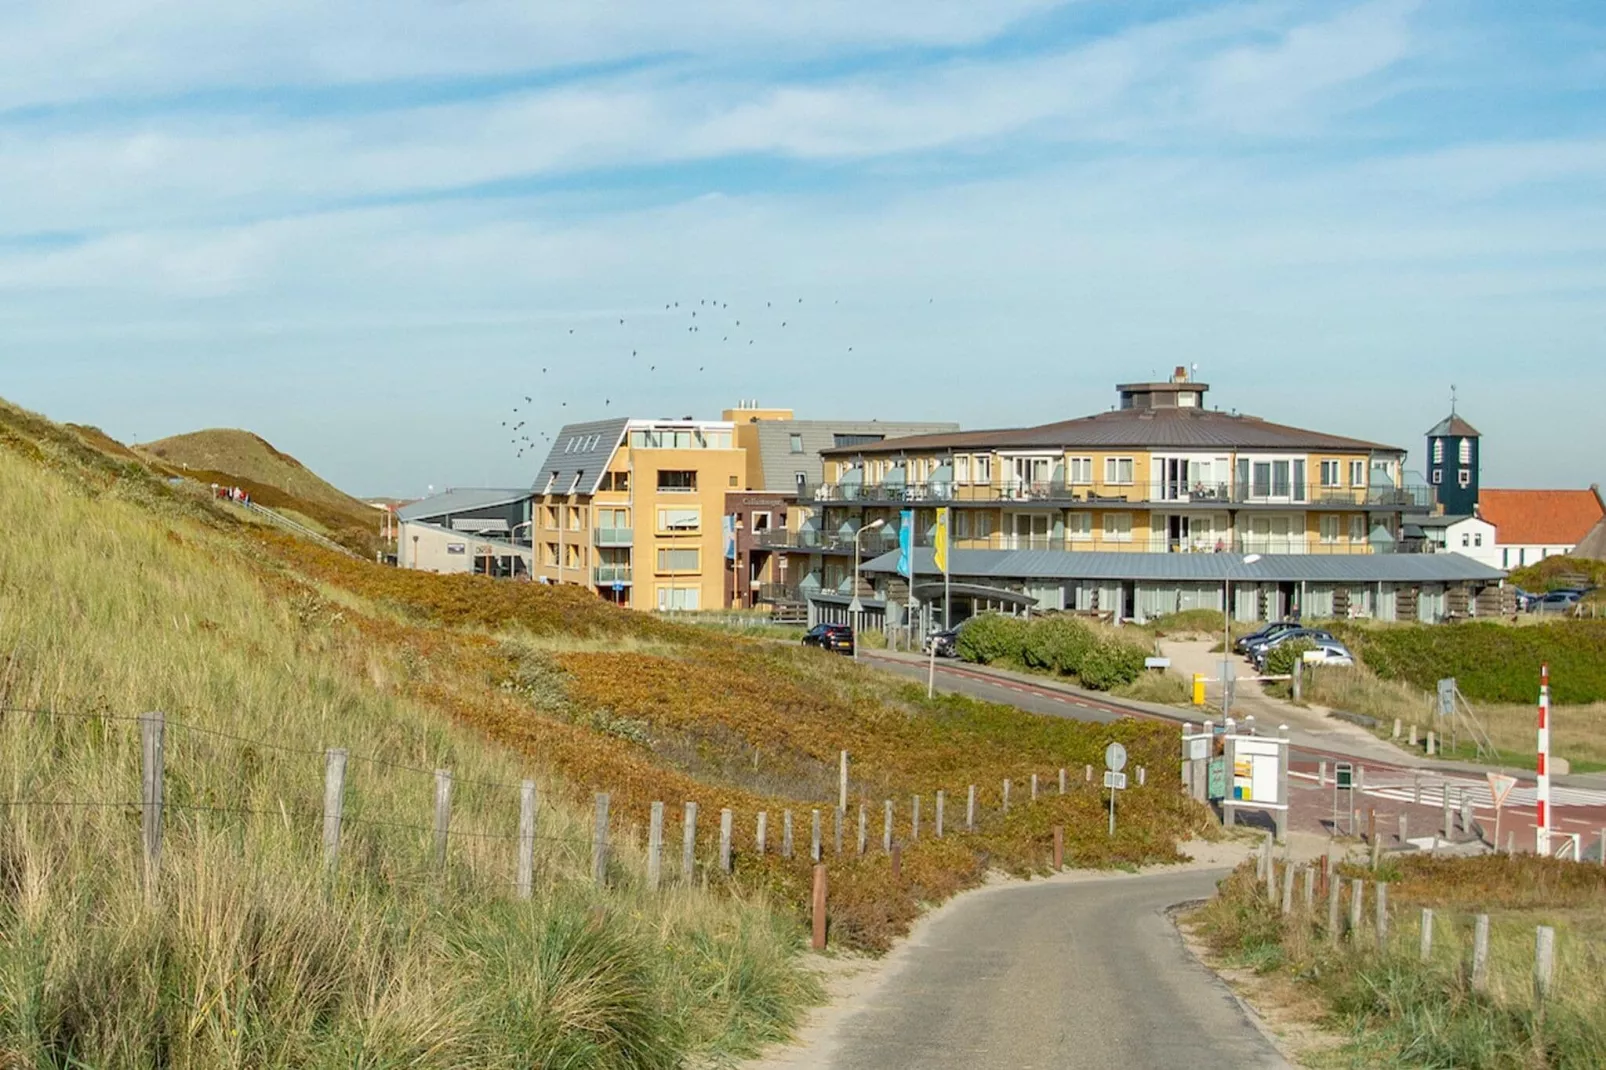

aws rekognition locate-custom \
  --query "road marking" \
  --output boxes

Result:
[1362,782,1606,810]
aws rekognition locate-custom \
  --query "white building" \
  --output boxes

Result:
[1477,487,1606,570]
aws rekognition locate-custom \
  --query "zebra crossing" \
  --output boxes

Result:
[1361,778,1606,811]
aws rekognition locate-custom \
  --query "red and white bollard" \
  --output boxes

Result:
[1537,663,1551,856]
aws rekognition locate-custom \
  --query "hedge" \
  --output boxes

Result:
[1332,620,1606,705]
[955,614,1148,692]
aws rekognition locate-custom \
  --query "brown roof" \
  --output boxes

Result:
[820,406,1402,456]
[1478,488,1606,547]
[1427,413,1481,437]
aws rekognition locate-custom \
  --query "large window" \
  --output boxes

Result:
[832,433,884,448]
[1068,457,1093,484]
[1102,512,1132,542]
[656,547,700,572]
[955,455,971,483]
[1066,511,1093,540]
[566,506,582,531]
[1320,515,1340,543]
[657,586,700,611]
[789,434,805,454]
[598,470,630,492]
[974,455,992,484]
[1103,457,1134,485]
[657,507,700,532]
[1348,460,1365,487]
[657,469,697,492]
[1319,461,1341,487]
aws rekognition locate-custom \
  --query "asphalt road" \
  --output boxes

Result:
[823,867,1288,1070]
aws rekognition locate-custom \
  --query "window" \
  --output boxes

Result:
[1068,457,1093,484]
[1458,469,1471,488]
[729,475,738,487]
[544,543,559,566]
[1102,512,1132,542]
[832,433,884,448]
[974,455,992,484]
[657,470,697,492]
[789,434,805,454]
[657,507,699,532]
[1474,532,1483,547]
[1320,516,1340,543]
[1432,439,1444,464]
[1177,391,1198,407]
[1458,438,1471,464]
[1431,470,1442,485]
[543,505,559,528]
[598,508,628,529]
[656,547,700,572]
[751,512,772,532]
[567,507,582,531]
[1349,515,1366,542]
[955,455,971,483]
[1349,460,1365,487]
[1103,457,1134,485]
[1461,533,1470,548]
[1066,511,1093,541]
[598,471,629,492]
[954,511,971,538]
[656,586,700,611]
[1319,461,1341,487]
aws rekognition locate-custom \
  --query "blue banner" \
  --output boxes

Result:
[723,515,736,560]
[897,509,914,579]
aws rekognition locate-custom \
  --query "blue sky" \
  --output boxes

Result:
[2,0,1603,496]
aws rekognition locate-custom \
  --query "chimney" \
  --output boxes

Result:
[1172,365,1188,383]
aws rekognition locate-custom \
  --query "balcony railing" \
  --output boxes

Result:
[755,530,1402,557]
[593,527,633,547]
[799,479,1430,509]
[593,564,633,584]
[753,528,902,555]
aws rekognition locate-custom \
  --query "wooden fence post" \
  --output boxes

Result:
[857,804,867,855]
[322,747,347,879]
[811,864,828,951]
[890,843,902,882]
[755,810,767,856]
[1535,926,1555,1007]
[1280,861,1295,916]
[834,807,844,855]
[935,790,945,838]
[911,796,921,841]
[1053,825,1064,871]
[966,784,976,831]
[1419,908,1433,962]
[591,792,610,887]
[645,800,663,892]
[720,808,734,873]
[140,711,165,903]
[682,801,698,882]
[1137,767,1146,787]
[1030,773,1038,802]
[518,780,539,899]
[1375,883,1389,948]
[433,769,454,872]
[1348,879,1363,939]
[1002,778,1011,813]
[782,809,794,859]
[1471,914,1490,992]
[883,800,893,852]
[1085,764,1092,782]
[839,750,850,813]
[1327,875,1341,945]
[1398,813,1408,845]
[1059,768,1067,794]
[810,809,822,863]
[1302,866,1314,912]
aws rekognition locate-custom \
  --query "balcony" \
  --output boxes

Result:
[798,479,1431,510]
[754,527,902,555]
[593,527,633,547]
[593,564,633,585]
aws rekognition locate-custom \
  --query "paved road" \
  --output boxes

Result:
[823,868,1287,1070]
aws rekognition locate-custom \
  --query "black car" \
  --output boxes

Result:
[1233,621,1300,654]
[802,623,855,655]
[922,616,974,659]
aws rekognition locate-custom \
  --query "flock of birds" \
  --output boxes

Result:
[501,294,846,460]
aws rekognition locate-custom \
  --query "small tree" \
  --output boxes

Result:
[1265,639,1315,677]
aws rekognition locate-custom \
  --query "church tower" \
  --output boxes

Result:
[1425,391,1480,515]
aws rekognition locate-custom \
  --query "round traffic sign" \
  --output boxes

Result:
[1104,742,1127,772]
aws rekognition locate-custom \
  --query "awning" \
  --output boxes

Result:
[912,582,1038,607]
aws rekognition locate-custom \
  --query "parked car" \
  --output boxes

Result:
[1532,591,1582,614]
[1233,621,1300,654]
[1300,641,1356,668]
[922,617,974,658]
[1512,587,1541,612]
[1249,628,1336,669]
[802,622,855,654]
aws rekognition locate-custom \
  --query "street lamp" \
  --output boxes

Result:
[849,518,887,661]
[1222,553,1262,718]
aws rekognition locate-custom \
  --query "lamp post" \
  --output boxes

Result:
[850,518,887,661]
[1222,553,1262,718]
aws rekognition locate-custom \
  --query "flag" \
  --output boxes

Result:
[722,515,736,560]
[933,507,950,575]
[896,509,914,579]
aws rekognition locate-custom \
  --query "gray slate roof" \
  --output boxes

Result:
[860,548,1505,583]
[821,407,1403,456]
[1407,513,1477,530]
[1426,413,1481,438]
[746,419,959,492]
[532,418,630,496]
[398,488,529,522]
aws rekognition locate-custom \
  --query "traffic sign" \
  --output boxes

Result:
[1104,742,1127,772]
[1486,772,1518,810]
[612,581,624,593]
[1103,770,1128,790]
[1335,762,1354,790]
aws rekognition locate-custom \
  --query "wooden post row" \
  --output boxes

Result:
[517,780,538,899]
[720,808,733,873]
[434,769,454,871]
[682,801,698,882]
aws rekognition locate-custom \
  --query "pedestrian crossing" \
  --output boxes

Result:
[1360,780,1606,811]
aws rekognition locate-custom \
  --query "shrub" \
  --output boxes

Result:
[1333,621,1606,704]
[1264,639,1315,677]
[1021,617,1095,673]
[1075,638,1148,691]
[955,613,1029,664]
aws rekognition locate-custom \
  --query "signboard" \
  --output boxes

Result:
[1437,678,1456,717]
[1185,737,1209,761]
[1103,770,1128,790]
[1302,649,1326,664]
[1104,742,1128,772]
[1486,772,1518,810]
[1207,756,1227,800]
[612,581,624,594]
[446,542,466,555]
[1144,657,1171,669]
[1233,738,1282,804]
[1335,762,1353,789]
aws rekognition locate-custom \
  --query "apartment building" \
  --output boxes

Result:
[530,417,744,612]
[789,370,1504,627]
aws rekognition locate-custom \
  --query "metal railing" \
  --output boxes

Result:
[755,530,1397,556]
[592,527,633,547]
[592,564,633,584]
[753,528,901,555]
[799,479,1431,509]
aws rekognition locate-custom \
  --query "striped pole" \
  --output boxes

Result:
[1537,662,1551,856]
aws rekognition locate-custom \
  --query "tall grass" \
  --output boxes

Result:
[0,433,813,1067]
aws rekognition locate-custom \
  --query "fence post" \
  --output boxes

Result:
[1375,883,1389,948]
[935,790,945,838]
[883,800,893,852]
[1053,825,1064,871]
[1413,770,1422,805]
[433,769,454,872]
[1461,797,1475,840]
[322,747,347,879]
[1398,813,1408,845]
[834,807,844,855]
[140,711,165,903]
[966,784,976,831]
[911,796,921,840]
[756,810,767,856]
[890,843,902,882]
[591,792,610,887]
[646,800,663,892]
[810,809,822,863]
[1598,828,1605,867]
[782,809,794,859]
[720,808,734,873]
[1471,914,1490,992]
[1137,767,1146,788]
[682,801,698,882]
[1535,926,1555,1007]
[1085,764,1092,782]
[1262,836,1275,899]
[1280,861,1295,916]
[1419,908,1433,962]
[857,804,867,855]
[1002,778,1011,814]
[1030,773,1038,802]
[1442,793,1452,842]
[811,864,828,951]
[1059,768,1067,794]
[518,780,539,899]
[1348,879,1363,939]
[1327,875,1341,945]
[839,750,850,813]
[1302,866,1314,912]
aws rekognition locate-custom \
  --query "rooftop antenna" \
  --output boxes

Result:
[1450,384,1458,415]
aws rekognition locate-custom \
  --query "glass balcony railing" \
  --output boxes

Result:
[593,564,633,584]
[593,527,633,547]
[797,479,1430,509]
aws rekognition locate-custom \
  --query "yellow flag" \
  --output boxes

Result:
[934,507,949,574]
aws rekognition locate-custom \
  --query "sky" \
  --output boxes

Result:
[1,0,1603,497]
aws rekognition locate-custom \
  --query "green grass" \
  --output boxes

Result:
[1331,620,1606,705]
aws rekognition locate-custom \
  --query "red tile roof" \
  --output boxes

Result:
[1478,489,1605,547]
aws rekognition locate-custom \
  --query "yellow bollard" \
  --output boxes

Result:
[1192,673,1206,706]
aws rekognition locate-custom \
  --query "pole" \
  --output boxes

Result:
[1537,662,1551,855]
[1222,578,1232,718]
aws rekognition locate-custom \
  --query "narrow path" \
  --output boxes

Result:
[775,868,1288,1070]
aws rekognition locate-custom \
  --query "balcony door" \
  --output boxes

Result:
[1243,457,1307,503]
[1006,512,1050,550]
[1008,456,1053,499]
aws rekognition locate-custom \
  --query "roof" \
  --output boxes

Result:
[860,548,1505,584]
[1409,513,1481,530]
[747,419,959,491]
[1572,517,1606,561]
[1478,488,1606,547]
[1426,413,1481,438]
[397,488,529,522]
[820,406,1402,456]
[532,418,629,496]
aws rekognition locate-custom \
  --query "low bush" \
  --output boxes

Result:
[956,614,1148,692]
[1333,621,1606,704]
[955,613,1029,665]
[1076,638,1148,691]
[1264,639,1315,677]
